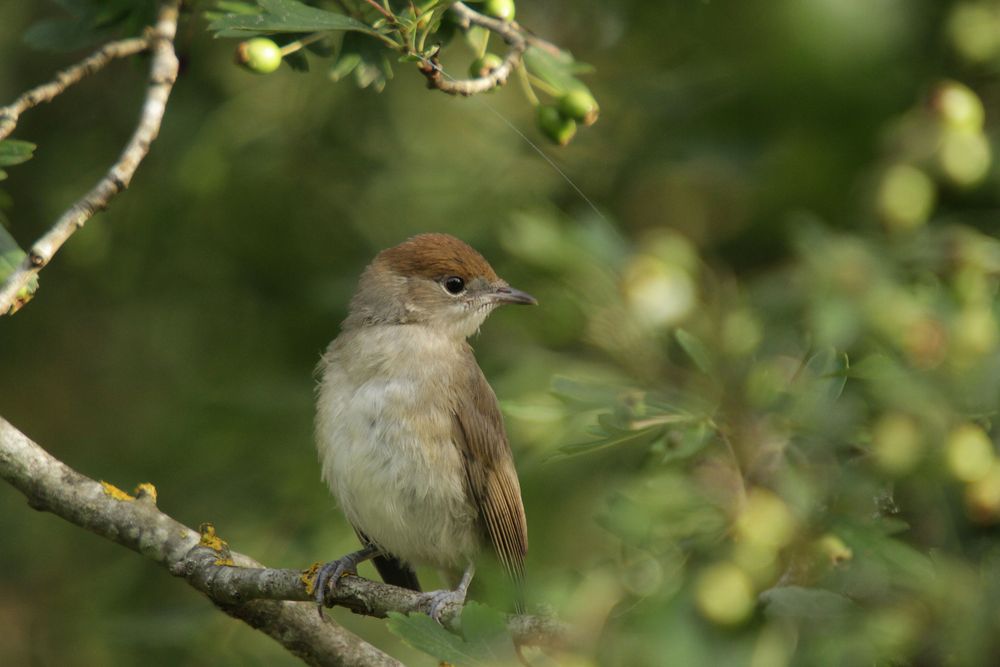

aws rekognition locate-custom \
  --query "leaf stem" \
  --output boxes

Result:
[278,32,327,57]
[517,64,539,106]
[527,72,560,97]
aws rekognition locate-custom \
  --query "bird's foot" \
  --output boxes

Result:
[314,544,378,617]
[425,562,475,623]
[425,586,469,623]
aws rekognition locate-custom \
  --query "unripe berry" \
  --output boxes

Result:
[483,0,515,21]
[815,533,853,566]
[734,488,797,549]
[469,53,504,78]
[876,164,936,231]
[946,423,995,483]
[930,80,985,132]
[235,38,283,74]
[558,89,600,126]
[966,463,1000,523]
[537,105,576,146]
[872,413,923,475]
[937,129,992,188]
[694,562,755,626]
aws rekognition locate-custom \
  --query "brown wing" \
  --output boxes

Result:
[452,353,528,581]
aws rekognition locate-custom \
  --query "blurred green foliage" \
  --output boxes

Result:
[3,0,1000,665]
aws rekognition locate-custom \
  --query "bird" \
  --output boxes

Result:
[313,232,535,620]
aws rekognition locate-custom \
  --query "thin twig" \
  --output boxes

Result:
[418,2,527,96]
[362,0,395,23]
[0,0,182,315]
[0,38,149,141]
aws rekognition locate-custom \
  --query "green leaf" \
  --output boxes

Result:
[385,604,516,666]
[284,47,310,72]
[24,0,155,52]
[549,375,626,407]
[803,348,849,401]
[386,612,485,666]
[675,328,714,374]
[760,586,855,619]
[329,31,393,92]
[0,140,37,168]
[597,412,631,435]
[657,421,713,463]
[836,524,936,588]
[459,602,518,665]
[209,0,375,36]
[386,606,516,667]
[0,224,37,297]
[329,51,362,81]
[523,46,586,95]
[558,424,666,457]
[214,0,259,15]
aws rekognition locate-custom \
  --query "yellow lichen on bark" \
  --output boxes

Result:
[100,480,135,501]
[133,482,158,503]
[301,562,320,595]
[198,522,228,552]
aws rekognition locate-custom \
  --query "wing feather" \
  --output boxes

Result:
[451,351,528,581]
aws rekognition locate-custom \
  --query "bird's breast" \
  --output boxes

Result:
[315,325,480,568]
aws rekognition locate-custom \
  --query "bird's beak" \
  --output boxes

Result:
[492,284,538,306]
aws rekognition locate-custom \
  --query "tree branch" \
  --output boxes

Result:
[0,415,568,663]
[176,543,568,644]
[419,2,527,96]
[0,0,182,315]
[0,415,403,667]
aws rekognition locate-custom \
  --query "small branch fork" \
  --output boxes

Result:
[0,415,568,665]
[418,1,528,96]
[0,0,182,315]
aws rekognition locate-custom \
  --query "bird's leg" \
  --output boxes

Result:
[426,561,476,623]
[314,543,379,616]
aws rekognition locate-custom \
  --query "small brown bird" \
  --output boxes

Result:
[314,233,534,618]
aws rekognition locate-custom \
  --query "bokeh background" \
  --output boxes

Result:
[4,0,1000,664]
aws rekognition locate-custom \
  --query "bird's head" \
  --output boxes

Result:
[345,233,536,338]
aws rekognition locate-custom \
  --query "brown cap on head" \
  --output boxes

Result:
[375,233,499,283]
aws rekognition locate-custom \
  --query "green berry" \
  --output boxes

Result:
[694,562,755,626]
[235,38,283,74]
[537,105,576,146]
[558,89,600,126]
[930,80,985,132]
[876,164,936,231]
[483,0,515,21]
[469,53,504,78]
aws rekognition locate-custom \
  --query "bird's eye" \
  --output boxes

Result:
[443,276,466,295]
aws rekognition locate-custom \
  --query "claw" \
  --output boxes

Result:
[314,544,378,618]
[426,562,475,624]
[427,587,468,623]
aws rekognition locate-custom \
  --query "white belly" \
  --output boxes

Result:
[315,326,479,569]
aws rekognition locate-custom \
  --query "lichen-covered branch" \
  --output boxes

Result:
[0,414,568,663]
[0,415,401,667]
[0,0,182,315]
[419,2,527,95]
[176,544,568,645]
